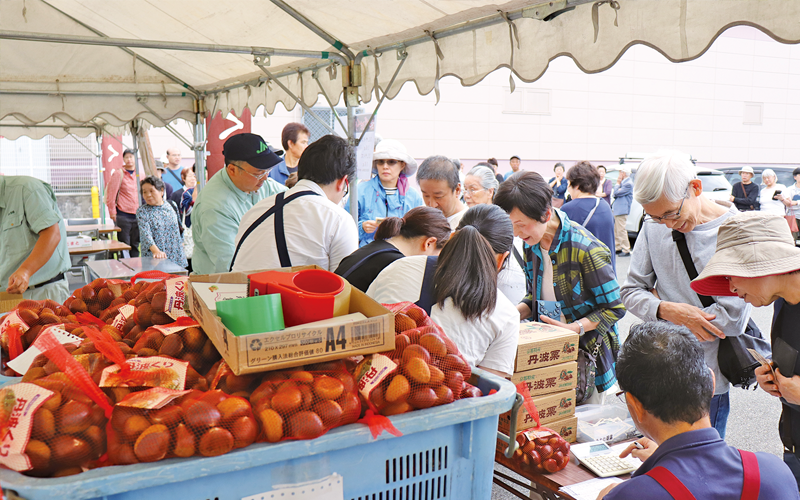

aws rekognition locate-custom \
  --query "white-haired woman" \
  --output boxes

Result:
[463,165,498,207]
[759,168,787,216]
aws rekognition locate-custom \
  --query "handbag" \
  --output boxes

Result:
[673,230,771,389]
[576,343,600,404]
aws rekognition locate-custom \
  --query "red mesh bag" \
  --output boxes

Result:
[0,299,80,374]
[508,384,570,474]
[228,361,361,443]
[355,302,483,417]
[0,329,114,477]
[106,387,258,464]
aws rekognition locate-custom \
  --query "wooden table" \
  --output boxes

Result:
[87,257,188,280]
[494,448,631,500]
[65,222,120,235]
[68,240,131,256]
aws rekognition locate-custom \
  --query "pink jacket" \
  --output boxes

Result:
[105,168,140,217]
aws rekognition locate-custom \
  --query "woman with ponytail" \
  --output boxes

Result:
[367,204,519,377]
[335,206,450,292]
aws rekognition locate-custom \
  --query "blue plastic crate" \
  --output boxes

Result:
[0,368,515,500]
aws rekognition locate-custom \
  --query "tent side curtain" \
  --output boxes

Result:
[3,0,800,129]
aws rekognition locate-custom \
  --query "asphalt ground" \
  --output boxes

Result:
[492,250,784,499]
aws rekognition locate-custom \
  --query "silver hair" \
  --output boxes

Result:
[762,168,777,180]
[634,150,697,205]
[466,166,499,192]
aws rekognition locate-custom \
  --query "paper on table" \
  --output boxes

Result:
[559,477,623,500]
[242,473,344,500]
[7,327,82,375]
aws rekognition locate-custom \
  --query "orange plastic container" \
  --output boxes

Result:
[248,269,351,327]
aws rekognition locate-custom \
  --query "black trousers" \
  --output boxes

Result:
[116,211,140,258]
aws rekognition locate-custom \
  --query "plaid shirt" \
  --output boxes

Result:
[521,209,626,392]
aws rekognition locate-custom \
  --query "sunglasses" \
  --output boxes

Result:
[375,159,400,167]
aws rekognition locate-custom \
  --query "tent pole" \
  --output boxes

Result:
[347,104,357,223]
[194,100,207,192]
[312,72,347,134]
[268,0,356,62]
[131,122,141,207]
[95,130,106,224]
[357,52,407,145]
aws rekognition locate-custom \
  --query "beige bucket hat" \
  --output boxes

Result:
[691,211,800,296]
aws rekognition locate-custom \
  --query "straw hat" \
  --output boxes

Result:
[691,212,800,296]
[372,139,417,176]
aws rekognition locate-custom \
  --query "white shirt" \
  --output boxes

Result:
[366,255,519,376]
[231,179,358,272]
[447,207,468,232]
[498,237,527,305]
[759,184,787,216]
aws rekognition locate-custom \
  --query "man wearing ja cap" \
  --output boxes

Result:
[730,165,760,212]
[358,139,423,247]
[691,211,800,487]
[191,133,287,274]
[230,134,358,273]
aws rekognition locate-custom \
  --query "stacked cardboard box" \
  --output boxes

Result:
[499,322,580,443]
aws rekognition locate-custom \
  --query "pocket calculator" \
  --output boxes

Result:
[571,441,639,478]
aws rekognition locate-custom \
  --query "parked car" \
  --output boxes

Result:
[719,166,796,190]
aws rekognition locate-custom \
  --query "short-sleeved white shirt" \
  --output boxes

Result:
[231,179,358,272]
[366,255,519,376]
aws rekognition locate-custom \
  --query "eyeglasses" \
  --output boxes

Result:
[375,159,400,167]
[616,391,627,404]
[235,165,268,181]
[464,187,485,196]
[644,185,691,222]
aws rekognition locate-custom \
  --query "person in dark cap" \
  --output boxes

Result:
[191,133,287,274]
[230,134,358,272]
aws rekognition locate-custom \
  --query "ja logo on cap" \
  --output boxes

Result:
[256,142,268,154]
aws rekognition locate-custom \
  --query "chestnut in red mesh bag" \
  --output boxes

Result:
[356,302,483,417]
[234,361,360,443]
[508,383,570,474]
[107,386,260,464]
[0,299,80,374]
[0,329,114,477]
[127,321,220,378]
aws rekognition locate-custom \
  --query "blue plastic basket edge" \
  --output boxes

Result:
[0,368,515,498]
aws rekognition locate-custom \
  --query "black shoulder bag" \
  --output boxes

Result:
[672,230,771,389]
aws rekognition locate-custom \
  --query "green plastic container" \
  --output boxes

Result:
[216,293,284,336]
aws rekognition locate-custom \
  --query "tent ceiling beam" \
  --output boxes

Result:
[0,90,190,97]
[39,0,200,96]
[360,0,595,61]
[0,30,349,67]
[205,60,336,96]
[268,0,355,62]
[138,99,198,151]
[256,58,336,136]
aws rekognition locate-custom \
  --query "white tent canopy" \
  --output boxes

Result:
[3,0,800,133]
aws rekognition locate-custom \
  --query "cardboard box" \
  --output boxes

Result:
[511,361,577,397]
[542,415,578,443]
[515,322,578,372]
[187,266,395,375]
[499,389,576,434]
[67,235,92,248]
[0,292,23,314]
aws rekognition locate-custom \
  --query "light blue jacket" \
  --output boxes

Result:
[612,177,634,216]
[357,175,424,247]
[192,168,287,274]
